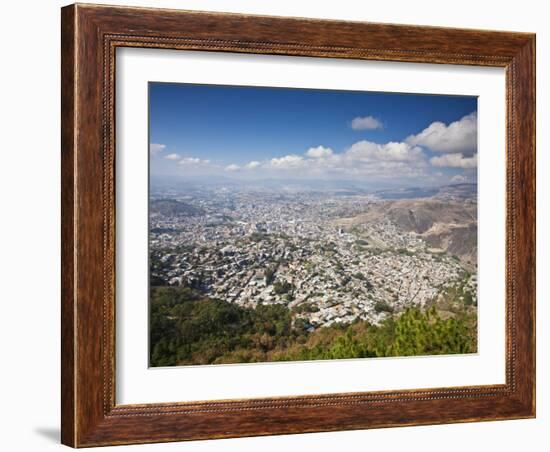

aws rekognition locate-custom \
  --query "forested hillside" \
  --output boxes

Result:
[150,287,477,366]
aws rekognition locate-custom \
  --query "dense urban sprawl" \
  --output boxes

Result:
[150,187,477,332]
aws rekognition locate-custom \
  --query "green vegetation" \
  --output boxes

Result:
[264,265,277,286]
[396,247,415,256]
[291,303,320,314]
[150,287,477,367]
[429,276,477,311]
[249,232,268,242]
[373,299,394,314]
[273,280,293,295]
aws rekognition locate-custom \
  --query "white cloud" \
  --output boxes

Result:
[406,112,477,153]
[179,157,210,166]
[430,153,477,169]
[351,116,383,130]
[245,161,261,169]
[345,140,425,163]
[335,140,428,178]
[225,164,241,172]
[306,146,333,158]
[267,155,305,170]
[173,113,477,181]
[258,140,427,179]
[164,153,180,160]
[451,174,469,183]
[149,143,166,156]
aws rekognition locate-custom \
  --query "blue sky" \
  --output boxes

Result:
[149,82,478,187]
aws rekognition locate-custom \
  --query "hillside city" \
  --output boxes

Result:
[149,184,478,332]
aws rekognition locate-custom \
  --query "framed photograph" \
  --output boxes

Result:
[61,3,536,447]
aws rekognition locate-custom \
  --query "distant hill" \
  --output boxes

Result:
[435,183,477,201]
[150,199,204,217]
[362,199,476,234]
[337,198,477,267]
[423,222,477,267]
[374,183,476,201]
[374,186,439,200]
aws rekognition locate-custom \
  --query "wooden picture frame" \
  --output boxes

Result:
[61,3,535,447]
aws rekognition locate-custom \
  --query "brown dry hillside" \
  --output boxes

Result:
[337,199,478,267]
[364,199,476,233]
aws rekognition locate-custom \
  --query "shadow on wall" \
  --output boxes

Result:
[34,427,59,443]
